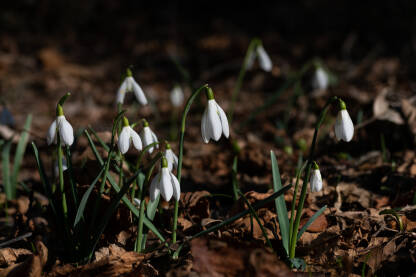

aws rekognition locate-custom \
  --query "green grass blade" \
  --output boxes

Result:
[84,129,104,165]
[74,167,105,227]
[2,140,12,200]
[11,115,32,197]
[31,142,57,217]
[270,150,289,255]
[297,205,327,241]
[88,126,110,152]
[173,184,292,258]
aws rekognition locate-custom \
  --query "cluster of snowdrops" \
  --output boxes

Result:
[39,43,355,264]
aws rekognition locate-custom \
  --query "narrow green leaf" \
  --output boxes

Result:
[297,205,327,241]
[88,126,110,152]
[11,115,32,196]
[84,129,104,165]
[270,150,290,255]
[2,140,12,200]
[74,167,105,227]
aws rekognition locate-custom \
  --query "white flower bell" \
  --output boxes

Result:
[310,162,323,192]
[149,157,181,202]
[313,67,329,90]
[164,142,178,171]
[118,117,143,154]
[47,104,74,146]
[140,119,159,153]
[334,100,354,142]
[116,69,148,105]
[246,43,272,72]
[201,88,229,143]
[170,85,184,107]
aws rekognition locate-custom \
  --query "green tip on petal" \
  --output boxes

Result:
[338,99,347,110]
[206,87,214,100]
[312,161,319,170]
[122,116,130,127]
[165,141,171,149]
[56,104,64,116]
[142,118,149,127]
[161,156,168,168]
[126,68,133,77]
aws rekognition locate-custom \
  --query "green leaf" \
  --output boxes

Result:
[10,115,32,196]
[297,205,327,241]
[270,150,290,255]
[2,140,12,200]
[290,257,306,270]
[74,167,105,227]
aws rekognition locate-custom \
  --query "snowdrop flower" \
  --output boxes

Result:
[246,43,272,72]
[149,157,181,202]
[164,142,178,171]
[118,116,143,154]
[47,104,74,146]
[170,85,184,107]
[133,198,141,207]
[116,68,148,105]
[313,67,329,90]
[201,88,229,143]
[54,157,68,177]
[140,119,158,154]
[334,100,354,142]
[310,162,323,192]
[256,45,272,72]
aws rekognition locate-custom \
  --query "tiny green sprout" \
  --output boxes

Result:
[161,156,168,168]
[165,140,171,149]
[122,116,130,127]
[312,161,319,170]
[56,104,64,117]
[126,68,133,77]
[284,145,293,155]
[338,99,347,110]
[206,87,215,100]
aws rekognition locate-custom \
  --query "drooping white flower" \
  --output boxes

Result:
[310,162,322,192]
[201,88,229,143]
[46,105,74,146]
[133,198,141,207]
[140,119,158,153]
[164,142,178,171]
[116,69,148,105]
[118,117,143,154]
[170,85,184,107]
[54,157,68,177]
[149,157,181,202]
[313,68,329,90]
[256,45,272,72]
[334,100,354,142]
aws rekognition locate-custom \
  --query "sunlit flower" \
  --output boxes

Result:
[334,100,354,142]
[164,142,178,171]
[201,88,229,143]
[116,69,148,105]
[47,105,74,146]
[170,85,184,107]
[118,117,142,154]
[149,157,181,202]
[310,162,322,192]
[313,68,329,90]
[140,119,158,153]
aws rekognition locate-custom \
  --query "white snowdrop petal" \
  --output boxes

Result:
[132,80,148,105]
[315,68,329,90]
[341,110,354,142]
[130,128,143,151]
[160,168,173,201]
[133,198,141,206]
[310,169,323,192]
[59,117,74,146]
[246,49,256,70]
[257,45,272,72]
[47,120,57,145]
[141,127,154,153]
[116,80,128,104]
[201,108,210,143]
[207,100,222,141]
[151,130,158,145]
[216,102,229,138]
[170,172,181,201]
[118,127,131,154]
[170,87,184,107]
[165,149,174,171]
[172,151,179,168]
[149,173,161,202]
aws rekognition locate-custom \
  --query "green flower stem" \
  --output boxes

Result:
[288,162,305,246]
[289,96,338,259]
[136,152,162,252]
[57,136,68,223]
[228,38,260,123]
[65,146,78,208]
[173,84,209,243]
